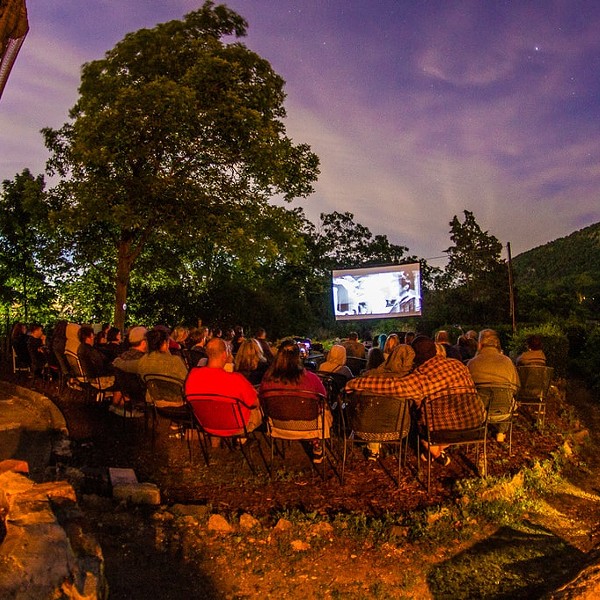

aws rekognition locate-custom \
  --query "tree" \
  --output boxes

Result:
[430,210,509,325]
[43,1,319,330]
[0,169,57,323]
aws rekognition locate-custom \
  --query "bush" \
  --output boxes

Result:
[509,324,568,378]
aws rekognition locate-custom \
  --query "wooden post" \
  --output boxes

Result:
[507,242,516,333]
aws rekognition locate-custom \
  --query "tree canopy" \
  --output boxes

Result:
[42,1,319,330]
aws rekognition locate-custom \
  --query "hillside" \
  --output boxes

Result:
[513,221,600,286]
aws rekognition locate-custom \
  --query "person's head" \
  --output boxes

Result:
[404,331,416,345]
[107,327,121,344]
[171,326,189,344]
[348,331,359,342]
[29,324,43,338]
[147,328,170,353]
[254,327,267,340]
[411,335,437,366]
[11,322,26,339]
[206,337,230,368]
[78,325,95,345]
[381,344,415,376]
[127,326,147,350]
[478,329,501,351]
[435,330,451,344]
[326,344,347,367]
[526,334,543,351]
[235,339,263,372]
[383,333,400,355]
[94,330,107,346]
[366,347,385,370]
[266,338,304,384]
[466,330,478,340]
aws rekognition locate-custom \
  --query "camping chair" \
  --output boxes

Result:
[476,385,517,455]
[186,393,264,475]
[316,371,349,438]
[12,346,30,375]
[259,388,331,476]
[64,349,114,404]
[341,391,411,486]
[418,390,488,493]
[516,366,554,429]
[345,356,367,377]
[142,373,193,458]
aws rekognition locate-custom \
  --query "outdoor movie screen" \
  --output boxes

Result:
[332,263,422,321]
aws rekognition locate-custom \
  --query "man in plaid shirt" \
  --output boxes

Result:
[345,336,486,464]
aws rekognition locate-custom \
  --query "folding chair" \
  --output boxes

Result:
[186,393,263,475]
[516,366,554,429]
[259,388,331,476]
[345,356,367,377]
[316,371,349,437]
[64,349,114,404]
[341,391,411,486]
[418,390,488,493]
[476,385,516,454]
[12,346,30,375]
[142,373,193,458]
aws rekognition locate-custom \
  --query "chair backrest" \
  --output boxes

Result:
[517,366,553,401]
[53,349,70,376]
[422,390,487,444]
[12,347,30,372]
[186,393,248,437]
[259,388,324,432]
[476,386,515,422]
[64,349,84,378]
[345,392,410,441]
[142,374,184,406]
[316,372,348,402]
[114,369,146,404]
[345,357,367,377]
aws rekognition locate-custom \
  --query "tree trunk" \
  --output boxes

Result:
[113,240,133,332]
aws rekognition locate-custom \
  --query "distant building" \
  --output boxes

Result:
[0,0,29,100]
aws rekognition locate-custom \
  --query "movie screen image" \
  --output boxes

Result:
[332,263,422,321]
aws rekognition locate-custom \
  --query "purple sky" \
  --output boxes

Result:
[2,1,600,263]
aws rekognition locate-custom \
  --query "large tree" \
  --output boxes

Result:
[43,1,319,330]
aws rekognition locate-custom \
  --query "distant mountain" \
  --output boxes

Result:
[513,222,600,286]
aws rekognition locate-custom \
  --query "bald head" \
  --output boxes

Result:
[206,337,229,367]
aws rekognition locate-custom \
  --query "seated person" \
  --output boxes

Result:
[467,329,520,443]
[11,322,30,368]
[138,327,188,392]
[260,339,331,464]
[27,324,49,377]
[186,326,209,367]
[342,332,366,359]
[435,330,462,361]
[101,327,123,364]
[254,327,275,365]
[234,339,268,386]
[382,333,400,359]
[372,344,415,378]
[318,344,353,381]
[516,334,547,367]
[346,336,485,466]
[185,337,263,436]
[77,325,115,390]
[363,346,385,373]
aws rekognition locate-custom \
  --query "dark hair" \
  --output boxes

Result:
[264,339,304,384]
[78,325,94,343]
[107,327,121,343]
[366,347,385,370]
[526,334,543,351]
[147,328,169,353]
[411,335,436,366]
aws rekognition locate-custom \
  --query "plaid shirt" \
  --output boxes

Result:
[345,355,485,430]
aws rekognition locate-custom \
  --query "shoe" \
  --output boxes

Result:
[368,451,379,461]
[496,432,506,443]
[312,453,324,464]
[109,404,144,418]
[436,452,451,467]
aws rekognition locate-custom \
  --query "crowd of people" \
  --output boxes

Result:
[9,320,547,466]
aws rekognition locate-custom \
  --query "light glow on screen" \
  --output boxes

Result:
[332,263,422,321]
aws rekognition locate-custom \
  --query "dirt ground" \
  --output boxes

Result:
[11,373,600,599]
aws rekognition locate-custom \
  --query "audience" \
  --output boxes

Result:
[516,334,547,367]
[342,332,366,359]
[27,324,48,377]
[318,344,353,381]
[137,328,188,384]
[434,330,462,361]
[234,339,268,385]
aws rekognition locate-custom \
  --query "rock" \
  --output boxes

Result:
[112,482,161,505]
[0,471,35,509]
[544,548,600,599]
[109,467,138,486]
[273,518,293,533]
[480,471,525,502]
[308,521,334,537]
[170,503,210,521]
[207,513,233,533]
[239,513,260,531]
[0,459,29,475]
[290,539,311,551]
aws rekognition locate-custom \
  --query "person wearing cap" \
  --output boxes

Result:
[345,335,485,465]
[109,326,148,417]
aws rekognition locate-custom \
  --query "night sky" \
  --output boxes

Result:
[2,1,600,263]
